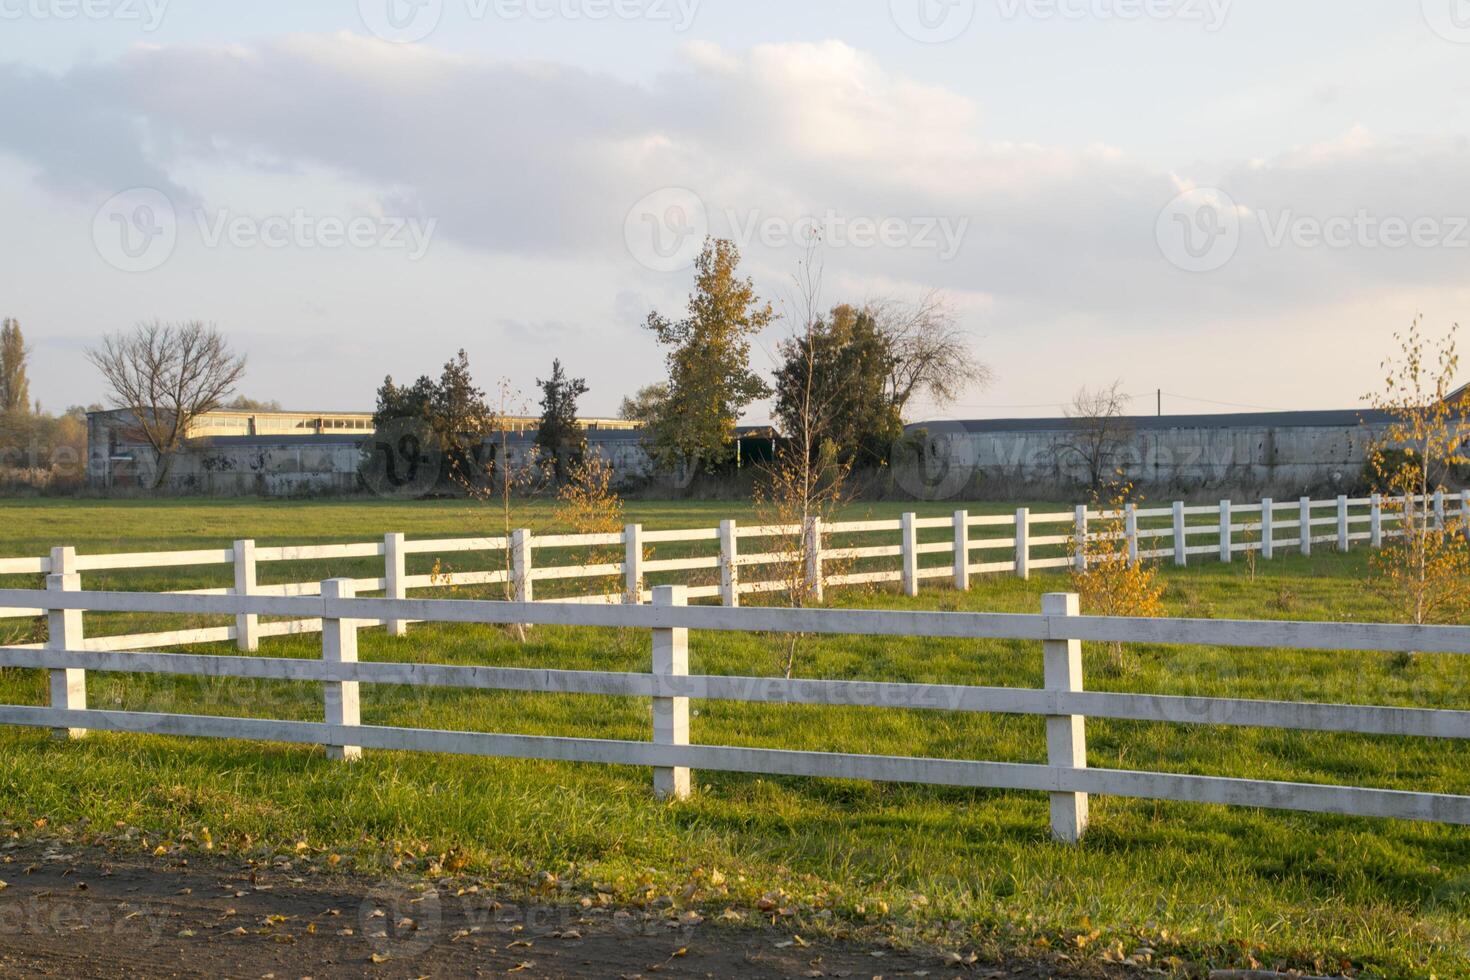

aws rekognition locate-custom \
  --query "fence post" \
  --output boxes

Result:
[1260,498,1273,560]
[384,532,407,637]
[1434,489,1446,530]
[624,524,643,605]
[47,548,86,741]
[1125,504,1139,566]
[651,585,690,801]
[1042,592,1088,844]
[719,520,739,607]
[901,512,919,596]
[1370,494,1383,548]
[1172,501,1187,567]
[1074,505,1088,572]
[1015,508,1030,580]
[321,578,362,762]
[953,510,970,591]
[805,516,825,603]
[1299,498,1312,557]
[1218,499,1232,564]
[1337,495,1350,553]
[513,529,533,604]
[232,538,259,652]
[1462,490,1470,526]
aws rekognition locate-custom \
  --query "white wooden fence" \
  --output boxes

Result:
[1,582,1467,842]
[0,491,1461,657]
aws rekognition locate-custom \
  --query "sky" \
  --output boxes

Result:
[3,0,1470,423]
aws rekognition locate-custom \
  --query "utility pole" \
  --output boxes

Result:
[1157,389,1162,417]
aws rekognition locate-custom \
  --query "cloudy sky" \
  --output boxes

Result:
[3,0,1469,422]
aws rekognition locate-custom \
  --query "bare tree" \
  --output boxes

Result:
[87,321,246,487]
[868,292,992,417]
[1056,381,1135,491]
[755,241,853,678]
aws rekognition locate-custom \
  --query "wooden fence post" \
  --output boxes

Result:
[232,539,259,652]
[1260,498,1274,560]
[805,517,825,603]
[624,524,644,605]
[901,512,919,596]
[1125,504,1139,566]
[513,529,533,604]
[1218,499,1232,564]
[1172,501,1187,567]
[322,578,361,762]
[1370,494,1383,548]
[1043,592,1088,844]
[719,520,738,607]
[1015,508,1030,580]
[1462,490,1470,526]
[1074,505,1088,572]
[1337,495,1350,553]
[1435,490,1446,531]
[47,548,86,741]
[384,532,407,637]
[1299,498,1312,557]
[651,585,690,801]
[953,510,970,591]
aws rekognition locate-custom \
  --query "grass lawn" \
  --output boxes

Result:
[0,497,1467,977]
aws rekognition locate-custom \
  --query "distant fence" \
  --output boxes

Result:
[0,491,1463,655]
[1,583,1468,840]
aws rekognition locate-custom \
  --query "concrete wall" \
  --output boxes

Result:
[895,411,1393,500]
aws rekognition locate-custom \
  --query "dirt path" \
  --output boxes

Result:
[0,844,1127,979]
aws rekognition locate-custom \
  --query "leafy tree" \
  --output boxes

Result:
[0,318,31,415]
[534,358,589,483]
[370,349,496,492]
[224,395,283,412]
[645,238,775,470]
[1365,319,1470,652]
[618,384,668,426]
[772,303,901,467]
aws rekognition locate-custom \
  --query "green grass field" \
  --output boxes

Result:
[0,498,1467,977]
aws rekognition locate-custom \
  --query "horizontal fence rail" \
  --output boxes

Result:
[2,582,1469,839]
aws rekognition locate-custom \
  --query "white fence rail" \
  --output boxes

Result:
[0,492,1462,657]
[1,582,1468,840]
